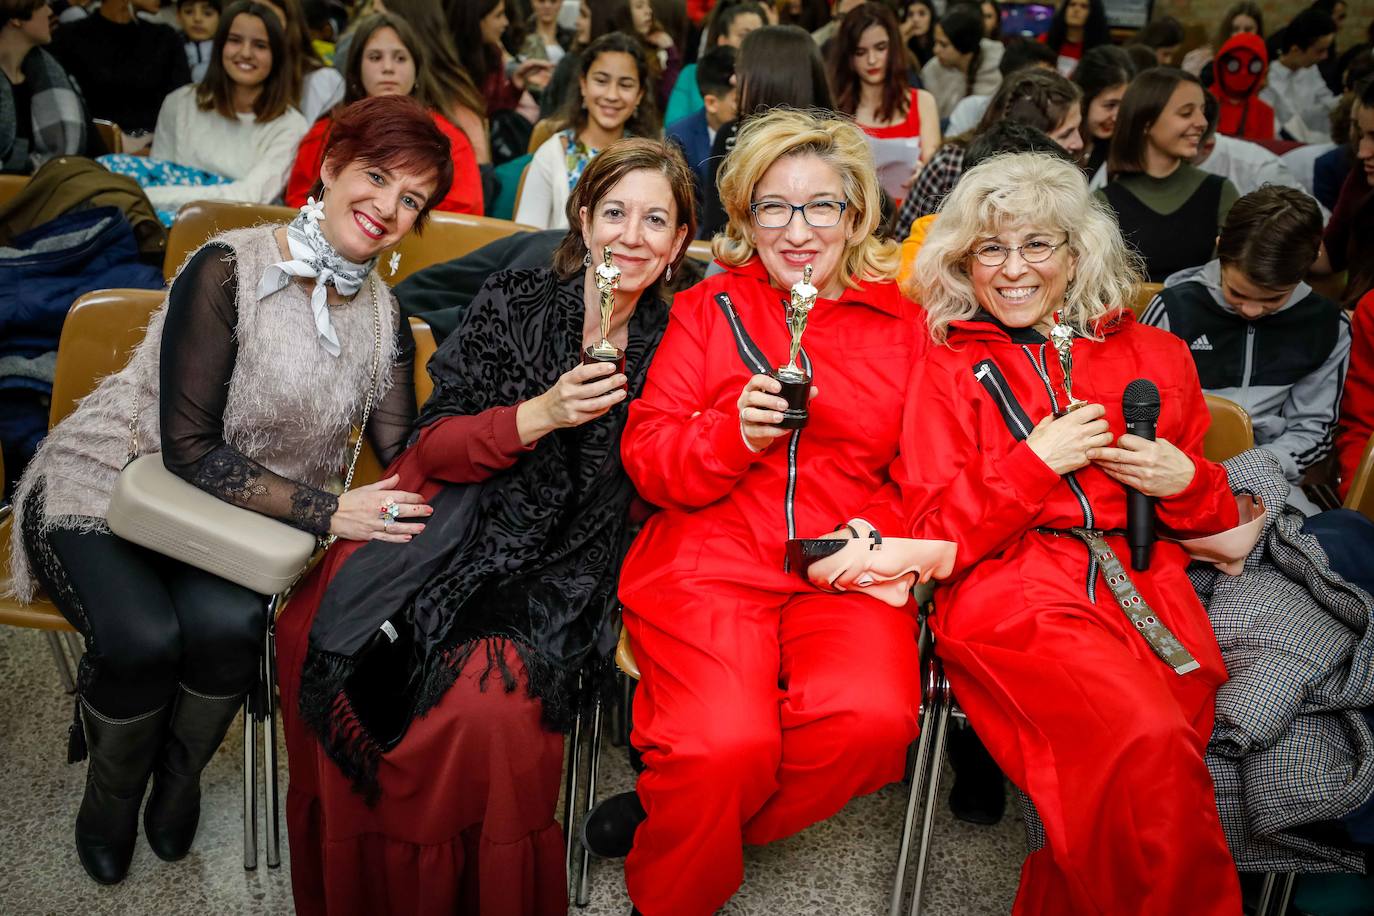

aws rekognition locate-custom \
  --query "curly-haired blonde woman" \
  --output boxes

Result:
[828,151,1248,915]
[579,108,927,915]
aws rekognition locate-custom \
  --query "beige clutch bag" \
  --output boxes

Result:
[106,276,381,595]
[108,454,318,595]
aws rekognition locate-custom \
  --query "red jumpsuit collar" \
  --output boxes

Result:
[946,306,1135,343]
[722,256,909,319]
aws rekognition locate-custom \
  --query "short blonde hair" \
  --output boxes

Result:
[909,152,1142,344]
[713,108,899,288]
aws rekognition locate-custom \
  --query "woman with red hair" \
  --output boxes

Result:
[8,94,451,886]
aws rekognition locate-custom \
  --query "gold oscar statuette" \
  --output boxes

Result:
[774,264,818,429]
[582,246,626,375]
[1050,309,1087,416]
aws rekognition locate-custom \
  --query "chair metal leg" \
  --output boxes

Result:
[890,675,943,916]
[1254,873,1277,916]
[575,691,605,907]
[908,676,953,916]
[263,616,281,869]
[564,675,586,884]
[44,630,76,694]
[1273,873,1296,915]
[243,695,258,870]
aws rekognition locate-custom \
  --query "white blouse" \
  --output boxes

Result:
[148,84,309,210]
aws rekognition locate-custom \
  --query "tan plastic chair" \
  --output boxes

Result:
[409,317,437,407]
[1131,281,1163,317]
[1343,435,1374,524]
[527,118,559,155]
[512,164,531,223]
[165,199,536,286]
[92,119,123,155]
[1203,394,1254,463]
[388,211,536,283]
[164,200,294,281]
[686,240,713,264]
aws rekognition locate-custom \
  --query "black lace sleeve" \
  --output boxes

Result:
[159,243,339,538]
[366,312,416,467]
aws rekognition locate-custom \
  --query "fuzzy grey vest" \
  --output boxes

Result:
[7,225,397,601]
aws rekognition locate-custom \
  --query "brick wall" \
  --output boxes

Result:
[1150,0,1366,54]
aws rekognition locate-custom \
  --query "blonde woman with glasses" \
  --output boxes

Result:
[581,108,927,915]
[834,151,1254,915]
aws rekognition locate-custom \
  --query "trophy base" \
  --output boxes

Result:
[582,346,626,378]
[1054,399,1087,419]
[774,368,811,429]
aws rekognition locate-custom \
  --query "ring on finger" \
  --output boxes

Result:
[379,500,401,527]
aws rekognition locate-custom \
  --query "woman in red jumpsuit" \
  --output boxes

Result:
[823,150,1247,914]
[593,109,927,915]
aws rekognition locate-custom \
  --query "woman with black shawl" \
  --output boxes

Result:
[275,137,696,916]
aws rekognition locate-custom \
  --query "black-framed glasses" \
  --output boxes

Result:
[750,199,848,229]
[969,237,1070,267]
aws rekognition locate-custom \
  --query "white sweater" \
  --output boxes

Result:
[147,84,309,210]
[515,132,574,230]
[920,39,1003,121]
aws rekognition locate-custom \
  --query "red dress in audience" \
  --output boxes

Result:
[1337,292,1374,499]
[858,87,923,139]
[617,258,925,915]
[276,405,567,916]
[871,309,1243,915]
[285,111,484,214]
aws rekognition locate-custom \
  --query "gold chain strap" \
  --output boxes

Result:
[323,276,383,548]
[127,274,385,548]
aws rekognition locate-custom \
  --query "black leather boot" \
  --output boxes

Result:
[74,700,170,884]
[947,721,1006,826]
[580,790,646,859]
[143,685,243,861]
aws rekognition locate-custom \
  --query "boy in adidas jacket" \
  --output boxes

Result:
[1141,186,1349,513]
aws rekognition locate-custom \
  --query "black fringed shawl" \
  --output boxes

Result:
[298,267,667,802]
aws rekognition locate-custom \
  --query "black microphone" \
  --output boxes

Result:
[1123,379,1160,571]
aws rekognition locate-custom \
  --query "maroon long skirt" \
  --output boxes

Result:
[276,539,568,916]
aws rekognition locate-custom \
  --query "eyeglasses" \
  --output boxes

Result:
[968,237,1070,267]
[749,199,848,229]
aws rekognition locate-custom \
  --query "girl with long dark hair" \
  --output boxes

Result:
[828,2,939,203]
[1043,0,1110,77]
[699,23,834,237]
[921,2,1003,119]
[1100,67,1240,281]
[285,13,483,213]
[1074,44,1136,176]
[516,32,657,229]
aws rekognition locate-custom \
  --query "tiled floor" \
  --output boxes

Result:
[0,625,1022,915]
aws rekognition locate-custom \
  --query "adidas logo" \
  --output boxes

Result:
[1190,335,1214,351]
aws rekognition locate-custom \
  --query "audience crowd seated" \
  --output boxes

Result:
[3,1,1374,913]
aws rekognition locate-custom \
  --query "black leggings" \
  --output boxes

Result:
[30,525,267,719]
